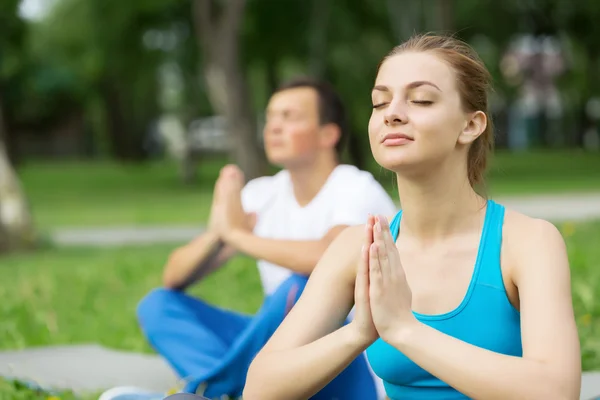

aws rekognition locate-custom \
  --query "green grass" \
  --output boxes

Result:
[1,219,599,399]
[372,149,600,200]
[0,242,261,399]
[17,150,600,229]
[564,221,600,371]
[0,378,91,400]
[17,159,221,229]
[0,245,262,352]
[487,150,600,196]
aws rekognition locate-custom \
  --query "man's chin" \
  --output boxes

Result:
[266,153,292,167]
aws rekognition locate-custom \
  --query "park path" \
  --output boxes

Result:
[51,192,600,247]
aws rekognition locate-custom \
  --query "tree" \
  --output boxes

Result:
[31,0,186,161]
[0,95,36,252]
[0,0,37,252]
[192,0,267,180]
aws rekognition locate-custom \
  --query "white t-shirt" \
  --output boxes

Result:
[241,164,394,400]
[241,164,398,296]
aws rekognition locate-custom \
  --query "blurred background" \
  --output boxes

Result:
[0,0,599,398]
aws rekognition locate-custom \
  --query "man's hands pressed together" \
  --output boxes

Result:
[210,164,257,244]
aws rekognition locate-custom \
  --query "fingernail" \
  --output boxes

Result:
[378,215,387,227]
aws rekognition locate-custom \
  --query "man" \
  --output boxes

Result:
[100,78,396,400]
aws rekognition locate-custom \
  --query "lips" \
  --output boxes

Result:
[381,133,413,146]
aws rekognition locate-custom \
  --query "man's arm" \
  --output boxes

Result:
[162,231,237,290]
[225,225,348,275]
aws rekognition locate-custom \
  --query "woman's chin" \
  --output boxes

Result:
[374,154,414,173]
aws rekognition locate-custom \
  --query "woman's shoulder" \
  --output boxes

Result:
[502,207,563,246]
[501,206,567,280]
[324,224,372,272]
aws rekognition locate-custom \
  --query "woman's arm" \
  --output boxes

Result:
[385,217,581,400]
[243,226,369,400]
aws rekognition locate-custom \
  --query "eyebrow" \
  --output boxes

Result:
[372,81,442,92]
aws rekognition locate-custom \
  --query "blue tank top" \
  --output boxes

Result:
[366,200,522,399]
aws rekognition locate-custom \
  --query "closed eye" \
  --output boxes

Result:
[372,103,387,109]
[412,100,433,105]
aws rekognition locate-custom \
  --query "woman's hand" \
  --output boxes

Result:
[350,214,379,346]
[369,215,418,341]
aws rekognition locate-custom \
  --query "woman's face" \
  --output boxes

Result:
[368,51,484,176]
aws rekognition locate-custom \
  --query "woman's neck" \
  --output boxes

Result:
[396,165,486,243]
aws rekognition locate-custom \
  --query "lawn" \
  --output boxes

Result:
[0,219,599,399]
[0,245,263,353]
[487,149,600,195]
[16,150,600,229]
[17,159,221,229]
[0,245,263,400]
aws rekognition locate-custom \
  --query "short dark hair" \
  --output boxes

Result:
[273,77,349,156]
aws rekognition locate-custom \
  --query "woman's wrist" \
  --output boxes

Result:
[346,321,378,351]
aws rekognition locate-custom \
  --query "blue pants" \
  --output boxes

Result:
[137,274,378,400]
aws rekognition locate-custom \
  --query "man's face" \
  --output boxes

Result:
[263,87,323,167]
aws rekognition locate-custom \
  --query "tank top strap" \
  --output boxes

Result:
[475,199,506,289]
[389,210,403,242]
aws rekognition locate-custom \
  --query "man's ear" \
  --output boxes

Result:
[319,123,341,149]
[458,111,487,145]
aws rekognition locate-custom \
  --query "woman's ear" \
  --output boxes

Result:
[458,111,487,145]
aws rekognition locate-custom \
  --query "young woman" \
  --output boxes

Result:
[242,34,582,400]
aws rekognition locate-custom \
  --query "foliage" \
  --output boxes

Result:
[6,0,600,164]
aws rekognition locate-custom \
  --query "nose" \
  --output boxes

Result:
[264,118,283,136]
[384,100,408,126]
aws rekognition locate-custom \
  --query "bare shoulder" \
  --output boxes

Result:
[312,224,366,283]
[502,208,568,284]
[327,224,364,264]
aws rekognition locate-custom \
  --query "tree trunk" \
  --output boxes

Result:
[387,0,422,43]
[434,0,454,32]
[265,57,279,95]
[99,77,148,161]
[0,95,36,253]
[193,0,268,181]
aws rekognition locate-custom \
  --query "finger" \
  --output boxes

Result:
[376,215,393,254]
[374,217,391,278]
[369,242,382,283]
[378,214,395,246]
[369,242,382,303]
[379,214,402,277]
[355,243,370,306]
[365,214,374,247]
[359,219,373,290]
[233,165,245,184]
[213,178,226,202]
